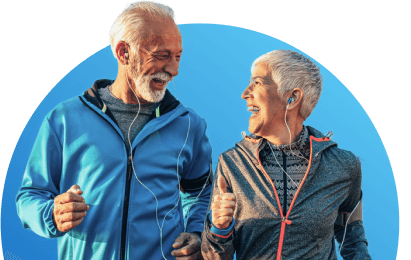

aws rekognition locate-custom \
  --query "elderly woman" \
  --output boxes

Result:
[201,50,371,260]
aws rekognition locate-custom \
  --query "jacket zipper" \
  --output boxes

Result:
[282,150,287,214]
[120,156,133,260]
[79,97,134,260]
[256,136,326,260]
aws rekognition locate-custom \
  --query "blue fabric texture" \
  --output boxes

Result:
[15,81,212,260]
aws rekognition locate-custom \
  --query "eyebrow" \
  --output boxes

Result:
[152,49,183,54]
[250,76,266,83]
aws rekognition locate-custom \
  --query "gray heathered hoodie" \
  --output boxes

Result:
[201,126,371,260]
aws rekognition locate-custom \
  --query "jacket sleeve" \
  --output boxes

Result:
[15,116,65,238]
[201,157,235,260]
[334,158,371,260]
[180,116,213,234]
[335,220,371,260]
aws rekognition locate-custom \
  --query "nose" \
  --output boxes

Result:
[164,57,179,77]
[241,83,253,99]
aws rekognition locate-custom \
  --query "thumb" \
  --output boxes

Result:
[218,175,227,194]
[68,184,83,195]
[172,233,188,248]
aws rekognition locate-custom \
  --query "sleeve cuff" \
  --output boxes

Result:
[45,201,65,237]
[209,210,235,236]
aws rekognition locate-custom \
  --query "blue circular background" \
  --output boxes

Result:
[1,24,398,259]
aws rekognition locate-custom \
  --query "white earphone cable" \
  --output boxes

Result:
[284,104,309,163]
[338,198,362,252]
[284,98,359,254]
[125,59,168,258]
[183,163,211,232]
[267,142,299,189]
[265,102,307,189]
[124,56,202,259]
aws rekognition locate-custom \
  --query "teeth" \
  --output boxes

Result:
[247,106,260,112]
[153,79,165,84]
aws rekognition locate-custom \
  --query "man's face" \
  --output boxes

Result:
[129,21,182,103]
[241,63,286,137]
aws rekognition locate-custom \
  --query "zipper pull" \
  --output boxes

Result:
[127,156,133,179]
[128,156,132,165]
[282,217,292,225]
[324,131,333,140]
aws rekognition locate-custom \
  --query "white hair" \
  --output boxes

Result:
[252,50,323,120]
[109,1,175,58]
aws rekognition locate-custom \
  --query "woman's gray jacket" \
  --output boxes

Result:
[201,126,371,260]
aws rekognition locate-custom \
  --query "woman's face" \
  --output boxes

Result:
[241,63,287,137]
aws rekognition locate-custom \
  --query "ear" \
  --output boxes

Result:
[287,88,303,110]
[115,41,130,65]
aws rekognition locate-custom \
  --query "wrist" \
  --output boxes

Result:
[209,210,235,236]
[191,231,201,240]
[52,205,57,228]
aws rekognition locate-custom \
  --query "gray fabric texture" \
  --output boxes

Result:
[260,125,310,212]
[98,86,158,152]
[201,126,370,260]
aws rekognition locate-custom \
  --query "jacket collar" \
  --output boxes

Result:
[236,126,337,166]
[82,79,181,123]
[306,126,337,158]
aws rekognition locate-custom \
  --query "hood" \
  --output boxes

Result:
[82,79,181,123]
[236,126,337,166]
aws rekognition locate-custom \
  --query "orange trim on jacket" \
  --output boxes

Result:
[256,135,331,260]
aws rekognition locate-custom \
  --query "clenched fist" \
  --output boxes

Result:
[211,175,236,229]
[171,232,202,259]
[53,184,89,232]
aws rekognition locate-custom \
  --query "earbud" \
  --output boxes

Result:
[288,97,294,104]
[125,52,128,59]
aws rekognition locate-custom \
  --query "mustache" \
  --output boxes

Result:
[148,72,173,82]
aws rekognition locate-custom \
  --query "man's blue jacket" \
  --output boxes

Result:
[16,79,213,260]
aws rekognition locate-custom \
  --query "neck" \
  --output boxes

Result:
[111,67,150,105]
[265,116,304,146]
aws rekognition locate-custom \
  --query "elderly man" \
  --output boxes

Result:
[16,2,211,260]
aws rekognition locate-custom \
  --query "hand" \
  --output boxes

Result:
[211,175,236,229]
[53,184,89,232]
[171,232,202,260]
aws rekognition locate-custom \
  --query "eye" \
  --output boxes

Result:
[249,78,263,87]
[154,54,170,60]
[254,80,263,87]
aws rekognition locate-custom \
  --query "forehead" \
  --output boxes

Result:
[140,20,182,51]
[251,63,271,81]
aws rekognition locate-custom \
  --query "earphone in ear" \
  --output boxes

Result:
[288,97,294,104]
[125,52,128,59]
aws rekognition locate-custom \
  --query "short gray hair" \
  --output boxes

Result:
[252,50,323,120]
[109,1,175,58]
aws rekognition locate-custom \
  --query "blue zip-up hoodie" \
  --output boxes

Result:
[16,79,213,260]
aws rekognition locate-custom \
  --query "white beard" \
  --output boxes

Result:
[129,57,172,103]
[133,73,171,103]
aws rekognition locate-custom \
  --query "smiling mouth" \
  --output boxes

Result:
[247,106,260,117]
[152,78,167,87]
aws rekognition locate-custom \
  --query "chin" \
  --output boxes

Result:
[141,88,166,103]
[248,126,258,136]
[248,119,260,134]
[134,75,167,103]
